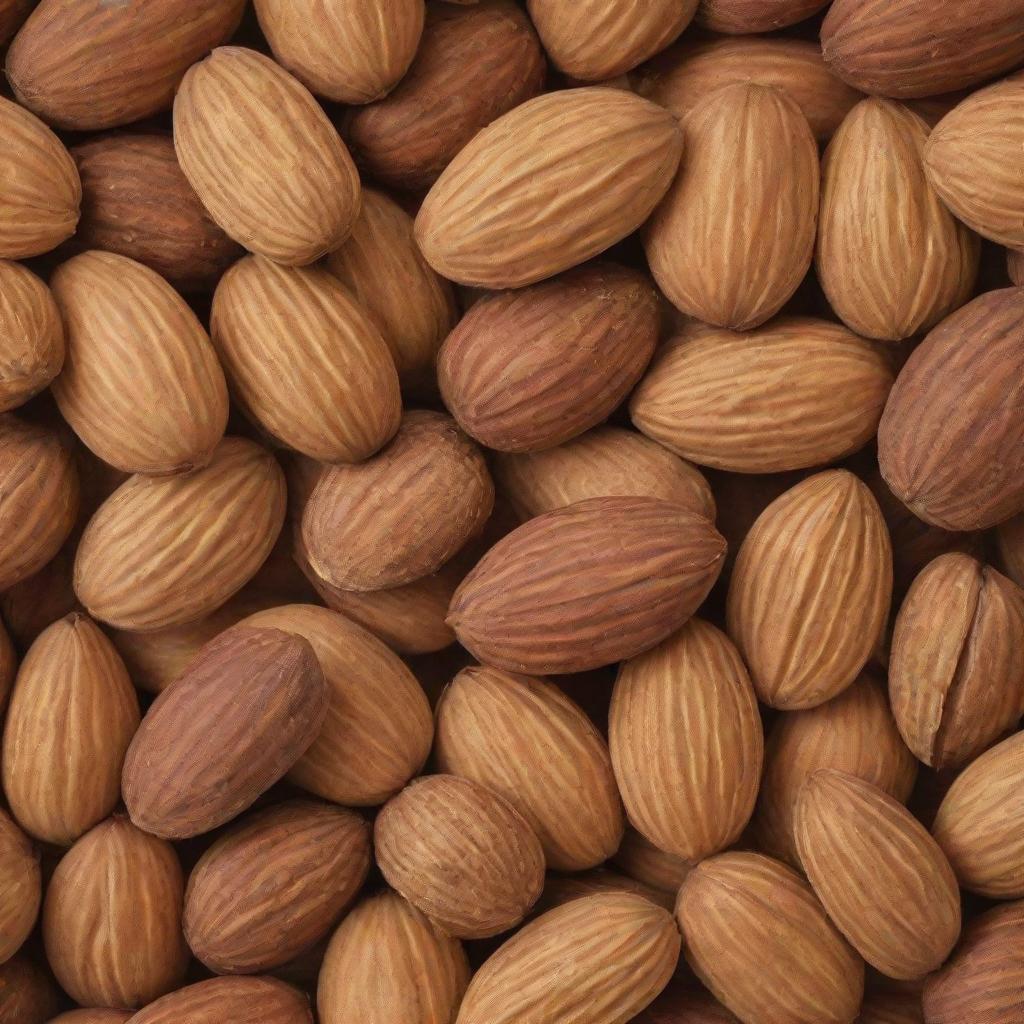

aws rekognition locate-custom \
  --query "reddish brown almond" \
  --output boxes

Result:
[435,665,623,871]
[42,816,188,1009]
[997,510,1024,589]
[697,0,829,32]
[537,868,676,915]
[211,256,400,462]
[0,618,13,713]
[127,977,312,1024]
[0,540,77,651]
[0,807,39,964]
[610,618,763,862]
[632,982,740,1024]
[727,470,892,709]
[48,1012,132,1024]
[122,625,327,839]
[645,83,818,331]
[375,774,545,939]
[1010,248,1024,286]
[0,0,30,45]
[631,318,893,473]
[856,991,923,1024]
[457,893,680,1024]
[318,890,470,1024]
[51,251,228,475]
[878,288,1024,531]
[438,263,659,452]
[0,260,63,412]
[613,826,692,896]
[415,88,682,288]
[74,437,285,631]
[174,47,360,266]
[449,496,726,675]
[344,1,545,192]
[0,956,60,1024]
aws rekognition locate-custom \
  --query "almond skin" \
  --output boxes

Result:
[126,977,312,1024]
[318,890,470,1024]
[122,625,327,839]
[855,991,923,1024]
[0,1,30,45]
[415,88,682,288]
[932,731,1024,899]
[817,99,979,341]
[174,47,360,266]
[727,470,892,709]
[437,263,659,453]
[344,1,545,192]
[0,807,39,964]
[0,955,60,1024]
[50,251,229,476]
[997,510,1024,588]
[612,826,692,897]
[375,774,545,939]
[449,496,726,675]
[0,618,13,713]
[1010,247,1024,286]
[435,665,624,871]
[630,318,893,473]
[878,287,1024,531]
[0,540,77,650]
[796,770,961,980]
[48,1012,132,1024]
[645,83,818,331]
[610,618,763,863]
[42,815,188,1009]
[74,437,285,632]
[211,255,400,463]
[0,260,63,412]
[537,869,676,915]
[697,0,829,32]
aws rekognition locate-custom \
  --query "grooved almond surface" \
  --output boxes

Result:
[536,868,675,914]
[612,826,692,896]
[697,0,829,32]
[47,1011,132,1024]
[0,806,39,964]
[0,260,63,412]
[127,977,312,1024]
[0,953,61,1024]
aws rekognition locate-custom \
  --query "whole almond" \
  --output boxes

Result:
[0,260,63,412]
[630,318,893,473]
[42,816,188,1009]
[415,88,682,288]
[438,264,659,452]
[126,977,312,1024]
[375,774,545,939]
[612,826,691,897]
[610,618,763,862]
[48,1012,132,1024]
[697,0,829,32]
[0,956,60,1024]
[817,99,979,341]
[537,869,675,915]
[211,255,400,462]
[0,808,39,964]
[645,83,818,330]
[318,890,470,1024]
[727,470,892,709]
[449,496,726,674]
[435,665,623,871]
[174,47,360,265]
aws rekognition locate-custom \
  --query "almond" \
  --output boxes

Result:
[645,83,818,331]
[126,977,312,1024]
[610,618,763,862]
[612,826,692,897]
[318,890,470,1024]
[855,991,923,1024]
[48,1012,132,1024]
[42,815,188,1009]
[0,1,30,44]
[435,664,623,871]
[74,437,286,631]
[727,470,892,709]
[697,0,829,32]
[1011,247,1024,285]
[997,510,1024,588]
[537,869,675,915]
[0,618,13,713]
[817,99,979,341]
[0,260,63,412]
[174,46,360,265]
[438,264,659,452]
[449,496,725,674]
[415,88,682,288]
[0,956,60,1024]
[630,318,893,473]
[0,540,77,650]
[0,808,39,964]
[375,774,545,939]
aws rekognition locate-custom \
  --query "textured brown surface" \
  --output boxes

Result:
[536,868,675,914]
[126,977,312,1024]
[48,1011,132,1024]
[0,0,30,45]
[0,260,63,412]
[612,826,691,896]
[697,0,828,33]
[632,984,740,1024]
[0,807,39,964]
[0,955,60,1024]
[855,991,923,1024]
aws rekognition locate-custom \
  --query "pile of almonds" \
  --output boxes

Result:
[1,0,1024,1022]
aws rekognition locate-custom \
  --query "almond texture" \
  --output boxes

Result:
[126,977,312,1024]
[0,807,39,964]
[697,0,829,32]
[0,259,63,412]
[0,955,60,1024]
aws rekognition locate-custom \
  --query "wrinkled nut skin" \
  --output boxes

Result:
[697,0,830,33]
[125,977,313,1024]
[612,826,692,897]
[0,955,60,1024]
[0,807,39,965]
[536,868,676,915]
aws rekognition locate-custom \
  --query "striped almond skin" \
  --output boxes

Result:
[2,614,139,846]
[877,288,1024,531]
[434,665,624,871]
[318,890,470,1024]
[174,47,361,266]
[211,255,400,462]
[303,411,493,591]
[437,263,660,453]
[630,318,893,473]
[527,0,696,79]
[127,977,312,1024]
[727,471,892,709]
[817,99,979,341]
[0,260,63,412]
[74,437,286,631]
[184,800,370,973]
[254,0,423,103]
[536,868,676,915]
[613,826,692,896]
[645,83,818,331]
[42,816,188,1009]
[449,496,726,675]
[0,95,79,259]
[240,605,433,806]
[697,0,829,32]
[752,675,918,868]
[931,731,1024,899]
[375,775,545,939]
[457,892,680,1024]
[415,88,682,288]
[795,770,961,980]
[0,807,39,964]
[610,618,763,862]
[48,1012,132,1024]
[678,853,864,1024]
[50,251,229,475]
[0,955,60,1024]
[923,901,1024,1024]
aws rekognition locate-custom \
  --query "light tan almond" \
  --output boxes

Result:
[0,260,63,412]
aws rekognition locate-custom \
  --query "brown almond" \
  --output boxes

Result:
[0,956,60,1024]
[697,0,828,31]
[1010,247,1024,286]
[0,617,13,713]
[632,981,740,1023]
[0,540,77,651]
[536,868,676,915]
[0,260,63,412]
[612,826,692,897]
[127,977,312,1024]
[855,991,923,1024]
[0,0,30,45]
[0,808,39,964]
[47,1012,132,1024]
